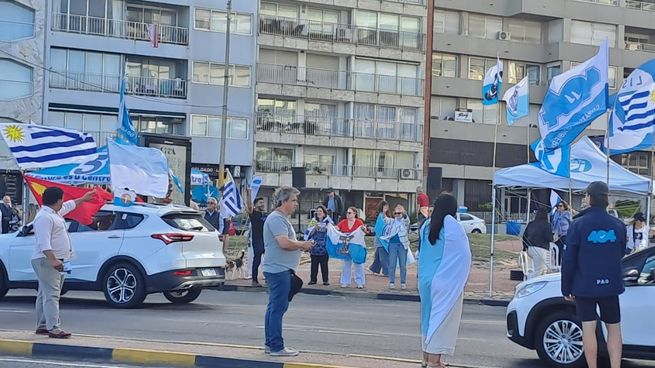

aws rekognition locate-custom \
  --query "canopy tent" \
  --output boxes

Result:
[494,136,652,195]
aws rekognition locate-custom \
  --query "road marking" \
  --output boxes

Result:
[0,357,128,367]
[0,309,30,314]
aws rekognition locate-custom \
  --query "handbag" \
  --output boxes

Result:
[288,269,303,302]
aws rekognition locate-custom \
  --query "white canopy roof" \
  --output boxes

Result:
[494,137,652,195]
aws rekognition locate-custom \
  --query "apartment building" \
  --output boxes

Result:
[429,0,655,213]
[254,0,427,218]
[0,0,258,203]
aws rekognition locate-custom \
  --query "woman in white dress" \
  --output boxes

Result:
[418,193,472,368]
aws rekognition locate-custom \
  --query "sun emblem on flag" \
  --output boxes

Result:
[650,89,655,104]
[2,125,25,143]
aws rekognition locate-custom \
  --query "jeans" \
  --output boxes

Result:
[340,259,365,286]
[252,243,264,283]
[555,236,566,264]
[369,247,389,276]
[527,246,549,279]
[264,270,291,352]
[310,254,329,283]
[388,242,407,284]
[31,258,65,331]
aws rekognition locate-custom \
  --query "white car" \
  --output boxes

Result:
[506,247,655,367]
[0,203,226,308]
[456,213,486,234]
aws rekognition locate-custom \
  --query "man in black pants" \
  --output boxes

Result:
[561,181,625,368]
[246,189,267,287]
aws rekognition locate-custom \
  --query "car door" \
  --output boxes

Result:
[617,249,655,347]
[67,211,124,282]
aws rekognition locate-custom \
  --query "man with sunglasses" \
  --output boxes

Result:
[561,181,626,368]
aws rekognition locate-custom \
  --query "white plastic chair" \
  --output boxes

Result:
[518,251,534,280]
[547,242,561,272]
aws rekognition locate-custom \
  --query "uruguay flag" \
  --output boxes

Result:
[531,138,570,177]
[220,170,244,218]
[607,60,655,154]
[538,39,608,151]
[482,57,503,105]
[326,224,367,264]
[502,76,529,125]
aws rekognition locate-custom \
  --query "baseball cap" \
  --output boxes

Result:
[586,181,609,196]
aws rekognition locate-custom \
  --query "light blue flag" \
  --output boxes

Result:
[607,59,655,154]
[482,57,503,106]
[108,140,169,203]
[374,213,389,252]
[326,224,368,264]
[251,176,263,203]
[550,190,562,215]
[116,79,138,145]
[531,139,571,177]
[502,76,529,125]
[538,39,608,151]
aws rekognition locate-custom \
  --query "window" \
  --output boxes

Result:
[468,14,502,39]
[113,213,144,230]
[257,98,297,126]
[432,53,457,77]
[190,114,249,139]
[256,146,294,172]
[50,48,122,92]
[353,58,419,95]
[194,8,252,35]
[466,99,498,124]
[639,255,655,285]
[430,96,457,120]
[570,20,616,47]
[162,213,216,232]
[131,115,185,136]
[0,59,32,100]
[547,63,561,82]
[507,61,540,85]
[192,61,251,87]
[468,57,497,81]
[459,214,473,221]
[0,0,34,41]
[434,9,459,34]
[621,152,650,176]
[260,2,298,19]
[571,62,617,89]
[77,211,117,232]
[304,154,334,175]
[464,180,491,211]
[506,19,541,43]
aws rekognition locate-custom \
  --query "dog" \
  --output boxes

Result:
[226,250,246,280]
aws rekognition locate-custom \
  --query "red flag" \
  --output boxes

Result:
[24,176,113,225]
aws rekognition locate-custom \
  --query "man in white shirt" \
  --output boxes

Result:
[32,187,94,338]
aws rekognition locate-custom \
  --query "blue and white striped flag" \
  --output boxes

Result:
[0,124,97,170]
[220,170,244,218]
[116,79,138,145]
[607,60,655,154]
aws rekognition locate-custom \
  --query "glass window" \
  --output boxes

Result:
[228,118,248,139]
[469,14,502,39]
[432,53,457,77]
[466,99,497,124]
[197,9,252,35]
[527,64,540,85]
[547,63,561,82]
[0,0,35,41]
[379,13,398,31]
[234,66,251,87]
[434,9,458,34]
[278,4,298,19]
[0,59,33,100]
[195,9,210,30]
[193,61,250,87]
[571,20,616,47]
[468,57,486,80]
[191,115,207,136]
[356,10,377,28]
[354,59,375,91]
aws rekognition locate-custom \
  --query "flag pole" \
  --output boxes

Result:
[218,0,232,190]
[489,102,501,298]
[605,109,611,186]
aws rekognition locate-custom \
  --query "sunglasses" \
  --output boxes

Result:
[394,212,402,215]
[347,211,354,214]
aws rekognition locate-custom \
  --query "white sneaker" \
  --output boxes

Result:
[265,346,270,354]
[389,283,395,289]
[269,347,299,357]
[357,284,364,289]
[401,283,407,290]
[341,284,349,288]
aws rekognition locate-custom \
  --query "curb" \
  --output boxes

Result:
[0,339,356,368]
[215,285,511,307]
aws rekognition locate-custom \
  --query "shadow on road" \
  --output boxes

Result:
[1,295,216,311]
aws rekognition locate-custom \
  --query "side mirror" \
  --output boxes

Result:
[623,268,639,283]
[650,268,655,283]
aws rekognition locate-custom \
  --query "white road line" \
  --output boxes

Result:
[0,309,30,313]
[0,357,135,368]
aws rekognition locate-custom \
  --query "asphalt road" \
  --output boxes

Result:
[0,289,653,368]
[0,356,165,368]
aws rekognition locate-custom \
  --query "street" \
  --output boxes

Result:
[0,356,165,368]
[1,290,653,368]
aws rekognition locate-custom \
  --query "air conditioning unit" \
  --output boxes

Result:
[626,42,640,51]
[497,31,511,41]
[400,169,414,180]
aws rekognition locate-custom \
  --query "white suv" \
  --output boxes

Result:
[0,203,226,308]
[506,246,655,367]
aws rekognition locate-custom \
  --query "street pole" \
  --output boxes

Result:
[218,0,232,188]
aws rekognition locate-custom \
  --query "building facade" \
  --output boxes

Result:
[254,0,427,220]
[0,0,258,201]
[429,0,655,213]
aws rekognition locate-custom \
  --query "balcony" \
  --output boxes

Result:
[626,0,655,11]
[52,13,189,45]
[352,119,418,141]
[49,72,188,99]
[625,40,655,53]
[259,15,424,51]
[255,160,421,180]
[256,64,423,96]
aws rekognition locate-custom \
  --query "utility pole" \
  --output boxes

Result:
[218,0,232,188]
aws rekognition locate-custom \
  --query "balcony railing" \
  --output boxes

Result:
[257,64,424,96]
[256,160,421,179]
[625,41,655,52]
[52,13,189,45]
[49,72,187,99]
[259,15,425,51]
[574,0,619,5]
[626,0,655,10]
[256,114,420,141]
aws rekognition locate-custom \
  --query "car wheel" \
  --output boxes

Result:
[102,263,146,308]
[163,288,202,304]
[535,311,585,368]
[472,229,482,234]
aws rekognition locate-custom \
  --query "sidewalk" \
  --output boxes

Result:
[0,329,482,368]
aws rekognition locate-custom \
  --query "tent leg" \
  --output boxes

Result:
[526,189,531,224]
[489,185,496,298]
[647,195,652,237]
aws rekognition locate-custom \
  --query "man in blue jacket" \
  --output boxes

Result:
[562,181,626,368]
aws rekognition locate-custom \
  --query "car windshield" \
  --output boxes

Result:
[162,213,216,232]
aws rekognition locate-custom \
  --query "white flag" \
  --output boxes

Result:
[108,140,169,198]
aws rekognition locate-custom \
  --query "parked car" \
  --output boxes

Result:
[506,246,655,367]
[456,213,486,233]
[0,203,226,308]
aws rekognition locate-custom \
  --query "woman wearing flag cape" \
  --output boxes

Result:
[418,194,471,368]
[368,200,392,276]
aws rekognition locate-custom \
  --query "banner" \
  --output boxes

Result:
[482,57,503,106]
[502,76,529,125]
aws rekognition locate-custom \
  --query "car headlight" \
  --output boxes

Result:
[515,281,547,298]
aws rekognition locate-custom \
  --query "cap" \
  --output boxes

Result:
[586,181,609,197]
[634,212,646,222]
